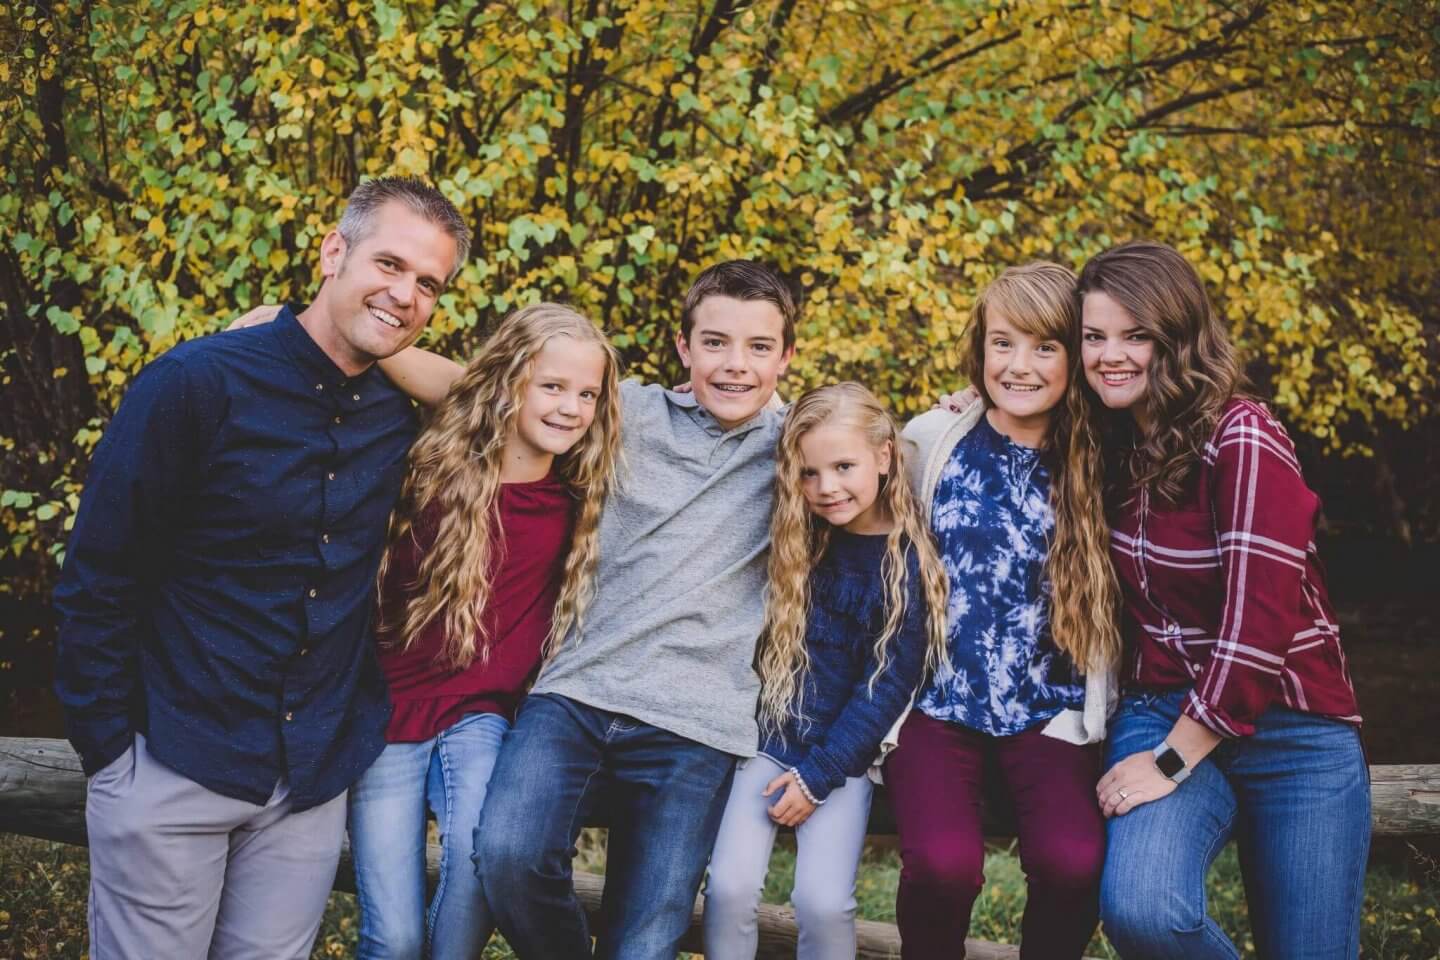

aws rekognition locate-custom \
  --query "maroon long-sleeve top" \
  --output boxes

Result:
[1109,397,1361,739]
[375,475,575,742]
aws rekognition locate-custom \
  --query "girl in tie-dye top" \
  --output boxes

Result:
[915,413,1084,734]
[884,262,1121,960]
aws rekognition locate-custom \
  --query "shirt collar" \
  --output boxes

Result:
[667,387,772,440]
[976,411,1037,456]
[273,303,380,389]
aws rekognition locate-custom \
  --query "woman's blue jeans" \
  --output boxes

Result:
[1099,689,1370,959]
[348,711,510,960]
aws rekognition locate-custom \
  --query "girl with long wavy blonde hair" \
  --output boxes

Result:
[348,302,622,960]
[704,382,948,960]
[378,305,620,668]
[758,385,952,734]
[884,261,1118,959]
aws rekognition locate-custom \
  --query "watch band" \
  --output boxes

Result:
[1152,740,1192,784]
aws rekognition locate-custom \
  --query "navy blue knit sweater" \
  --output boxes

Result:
[758,530,930,801]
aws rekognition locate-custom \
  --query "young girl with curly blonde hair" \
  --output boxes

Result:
[346,303,622,960]
[703,382,950,960]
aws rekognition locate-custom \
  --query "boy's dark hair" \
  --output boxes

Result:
[680,260,798,349]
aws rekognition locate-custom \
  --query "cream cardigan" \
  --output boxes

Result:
[875,405,1116,769]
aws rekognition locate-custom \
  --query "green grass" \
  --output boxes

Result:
[3,831,1437,959]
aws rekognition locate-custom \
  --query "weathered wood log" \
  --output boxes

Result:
[0,737,87,845]
[1367,764,1440,836]
[7,737,1437,839]
[0,738,948,958]
[6,737,1438,959]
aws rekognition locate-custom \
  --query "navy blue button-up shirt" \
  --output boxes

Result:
[54,306,418,809]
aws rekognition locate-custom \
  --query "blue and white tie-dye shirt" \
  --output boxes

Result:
[916,414,1084,736]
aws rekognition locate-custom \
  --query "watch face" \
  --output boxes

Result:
[1155,747,1186,778]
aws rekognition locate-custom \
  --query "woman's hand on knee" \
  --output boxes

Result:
[1097,750,1176,817]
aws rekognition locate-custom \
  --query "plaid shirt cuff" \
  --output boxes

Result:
[1182,688,1257,739]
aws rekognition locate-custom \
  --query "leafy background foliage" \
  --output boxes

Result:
[1,2,1439,948]
[1,0,1437,607]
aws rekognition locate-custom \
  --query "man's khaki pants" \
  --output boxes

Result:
[85,733,347,960]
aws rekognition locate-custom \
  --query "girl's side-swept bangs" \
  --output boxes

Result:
[977,263,1078,345]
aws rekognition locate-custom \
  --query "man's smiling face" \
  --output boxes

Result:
[314,200,458,374]
[675,295,794,430]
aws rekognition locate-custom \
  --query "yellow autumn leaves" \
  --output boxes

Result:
[0,0,1435,572]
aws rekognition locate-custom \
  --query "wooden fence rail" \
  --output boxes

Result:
[3,738,1438,959]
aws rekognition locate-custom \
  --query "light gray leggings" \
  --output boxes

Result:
[701,754,873,960]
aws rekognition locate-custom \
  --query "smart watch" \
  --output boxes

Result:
[1152,740,1191,784]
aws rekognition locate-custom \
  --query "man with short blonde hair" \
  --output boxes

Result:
[55,176,467,959]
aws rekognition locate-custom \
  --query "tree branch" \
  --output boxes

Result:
[821,27,1021,127]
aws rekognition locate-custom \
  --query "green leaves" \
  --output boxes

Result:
[0,491,35,510]
[0,0,1435,577]
[373,0,404,40]
[45,306,80,336]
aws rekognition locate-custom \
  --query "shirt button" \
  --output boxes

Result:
[315,383,324,392]
[327,472,336,481]
[308,587,317,598]
[321,532,330,544]
[333,415,342,425]
[285,711,294,722]
[299,647,309,657]
[352,393,360,401]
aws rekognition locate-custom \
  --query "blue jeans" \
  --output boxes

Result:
[473,693,737,960]
[1099,689,1370,959]
[348,711,510,960]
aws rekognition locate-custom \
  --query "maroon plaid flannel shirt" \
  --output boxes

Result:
[1110,398,1361,738]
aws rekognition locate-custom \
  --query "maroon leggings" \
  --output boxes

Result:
[884,711,1104,959]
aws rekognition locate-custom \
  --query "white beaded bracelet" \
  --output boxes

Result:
[788,767,825,805]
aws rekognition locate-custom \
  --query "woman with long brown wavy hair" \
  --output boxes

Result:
[346,303,622,960]
[1077,241,1368,959]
